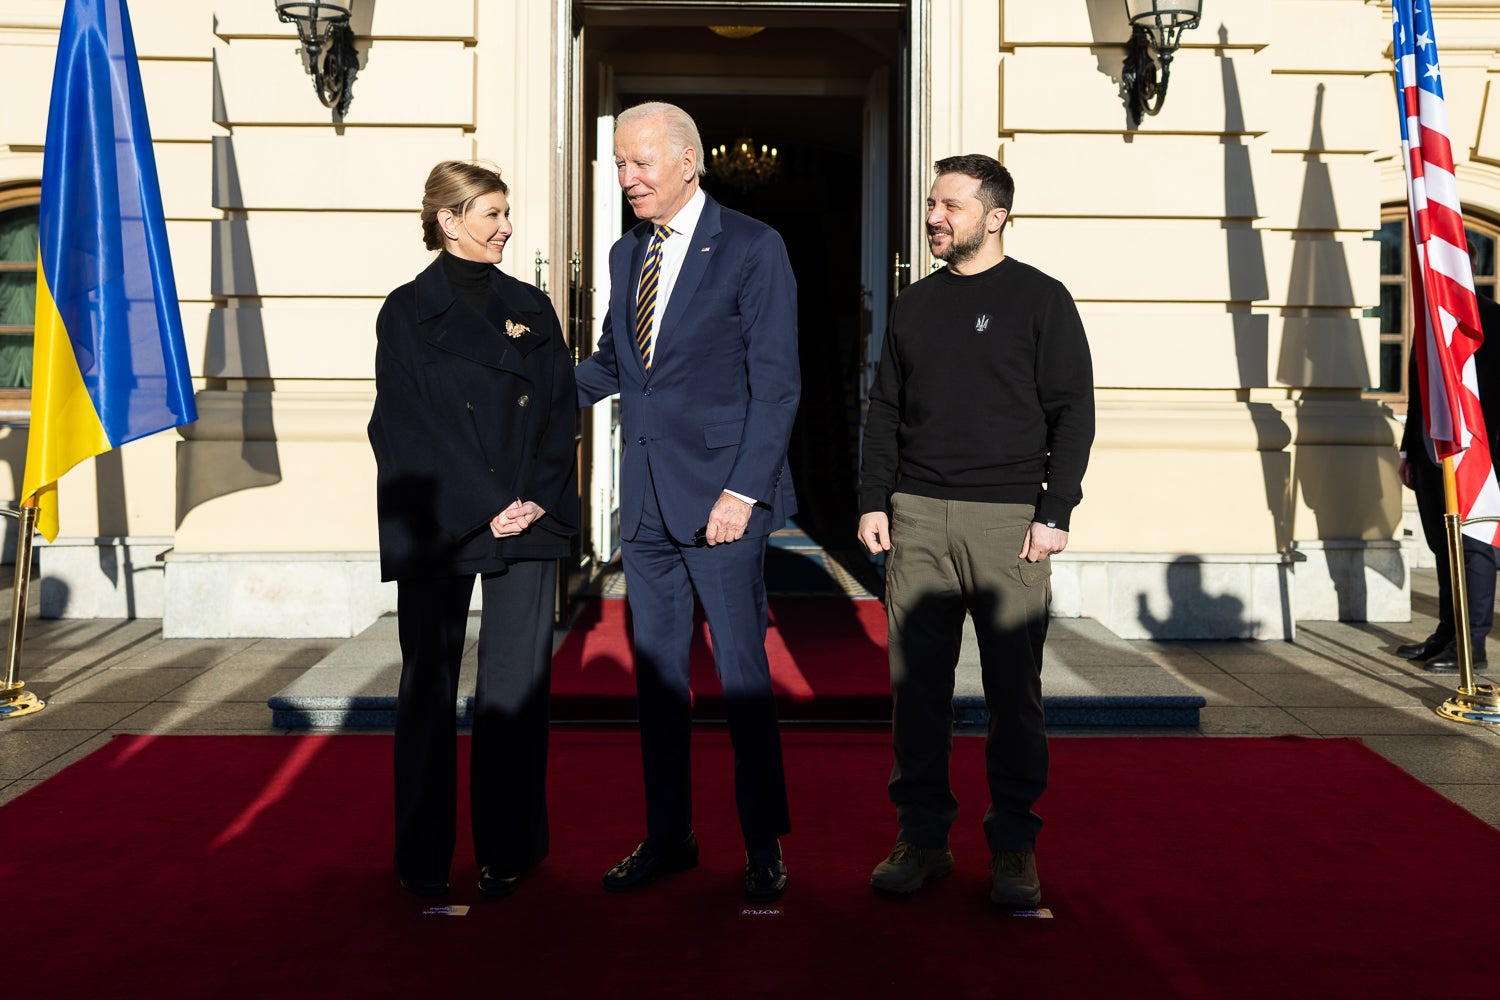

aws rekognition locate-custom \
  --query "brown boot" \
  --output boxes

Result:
[990,850,1041,908]
[869,841,955,894]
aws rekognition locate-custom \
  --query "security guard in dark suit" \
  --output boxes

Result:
[1397,293,1500,672]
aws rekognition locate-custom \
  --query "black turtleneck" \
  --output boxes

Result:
[441,251,493,315]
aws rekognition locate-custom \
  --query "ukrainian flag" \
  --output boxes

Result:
[22,0,197,542]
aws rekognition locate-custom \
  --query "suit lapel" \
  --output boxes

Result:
[656,196,722,356]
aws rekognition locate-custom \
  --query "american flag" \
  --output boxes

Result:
[1394,0,1500,544]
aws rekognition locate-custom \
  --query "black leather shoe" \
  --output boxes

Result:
[744,856,788,901]
[602,833,699,892]
[1424,644,1489,673]
[477,866,524,899]
[398,876,448,898]
[1396,634,1450,661]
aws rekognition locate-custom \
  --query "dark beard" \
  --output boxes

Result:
[932,225,986,268]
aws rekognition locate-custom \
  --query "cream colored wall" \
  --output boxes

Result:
[960,0,1401,558]
[0,1,559,558]
[176,1,557,558]
[5,0,1499,630]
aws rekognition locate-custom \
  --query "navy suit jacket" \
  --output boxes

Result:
[576,193,799,543]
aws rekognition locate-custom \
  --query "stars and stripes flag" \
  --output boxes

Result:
[1393,0,1500,544]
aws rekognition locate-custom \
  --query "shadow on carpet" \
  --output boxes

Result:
[551,597,892,720]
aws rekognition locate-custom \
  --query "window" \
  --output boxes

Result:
[0,186,39,418]
[1370,207,1500,403]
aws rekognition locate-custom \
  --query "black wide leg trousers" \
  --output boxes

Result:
[393,560,556,883]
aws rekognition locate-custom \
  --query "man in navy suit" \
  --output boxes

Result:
[576,102,800,901]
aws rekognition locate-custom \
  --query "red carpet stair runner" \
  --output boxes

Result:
[269,536,1204,727]
[268,597,1204,727]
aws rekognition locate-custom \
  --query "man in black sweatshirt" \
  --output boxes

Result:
[857,154,1094,909]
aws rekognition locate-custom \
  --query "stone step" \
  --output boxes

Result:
[268,609,1204,729]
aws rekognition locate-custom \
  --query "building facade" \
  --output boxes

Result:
[0,0,1491,640]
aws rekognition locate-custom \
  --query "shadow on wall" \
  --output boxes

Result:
[337,0,377,133]
[1137,556,1254,640]
[1278,82,1404,616]
[81,449,139,614]
[175,132,281,526]
[349,1,377,43]
[1083,0,1131,124]
[1221,24,1295,640]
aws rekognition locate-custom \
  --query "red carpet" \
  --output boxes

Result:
[3,732,1497,998]
[552,597,892,718]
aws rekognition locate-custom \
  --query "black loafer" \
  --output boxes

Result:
[1396,634,1450,661]
[744,856,788,901]
[398,876,449,898]
[477,866,524,899]
[602,833,699,892]
[1425,645,1489,673]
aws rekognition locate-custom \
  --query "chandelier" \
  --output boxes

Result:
[709,138,779,191]
[708,26,765,39]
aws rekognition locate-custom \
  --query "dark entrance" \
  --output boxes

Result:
[581,13,906,551]
[640,93,865,541]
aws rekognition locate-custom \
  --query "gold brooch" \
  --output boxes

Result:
[504,319,529,339]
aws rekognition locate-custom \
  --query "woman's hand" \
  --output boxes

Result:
[490,499,548,538]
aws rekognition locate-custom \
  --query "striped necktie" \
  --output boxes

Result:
[635,224,671,371]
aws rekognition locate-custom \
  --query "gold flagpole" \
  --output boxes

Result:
[1435,457,1500,727]
[0,497,44,720]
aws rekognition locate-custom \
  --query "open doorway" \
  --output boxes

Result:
[665,92,866,541]
[576,10,909,573]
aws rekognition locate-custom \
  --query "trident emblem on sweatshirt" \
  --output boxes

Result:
[975,313,991,333]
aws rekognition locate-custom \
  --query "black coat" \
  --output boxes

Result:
[369,257,578,581]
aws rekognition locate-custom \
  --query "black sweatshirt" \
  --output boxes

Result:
[858,256,1095,531]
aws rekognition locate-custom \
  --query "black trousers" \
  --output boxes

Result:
[393,560,556,882]
[1411,455,1497,646]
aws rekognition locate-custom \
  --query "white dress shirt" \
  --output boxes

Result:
[638,185,706,349]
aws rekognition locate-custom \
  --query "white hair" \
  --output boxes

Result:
[616,102,706,178]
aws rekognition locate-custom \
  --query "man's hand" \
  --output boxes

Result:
[491,499,547,538]
[1397,456,1413,490]
[857,512,891,554]
[1020,521,1068,562]
[704,492,752,545]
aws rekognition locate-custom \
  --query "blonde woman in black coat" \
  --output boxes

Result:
[368,161,577,899]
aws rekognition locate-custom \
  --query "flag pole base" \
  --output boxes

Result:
[1435,683,1500,729]
[0,683,44,720]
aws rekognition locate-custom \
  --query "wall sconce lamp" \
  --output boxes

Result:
[274,2,359,121]
[1121,0,1203,126]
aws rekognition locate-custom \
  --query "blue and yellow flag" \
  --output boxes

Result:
[22,0,197,542]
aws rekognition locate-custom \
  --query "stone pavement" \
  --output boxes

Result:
[3,569,1499,830]
[268,610,1206,728]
